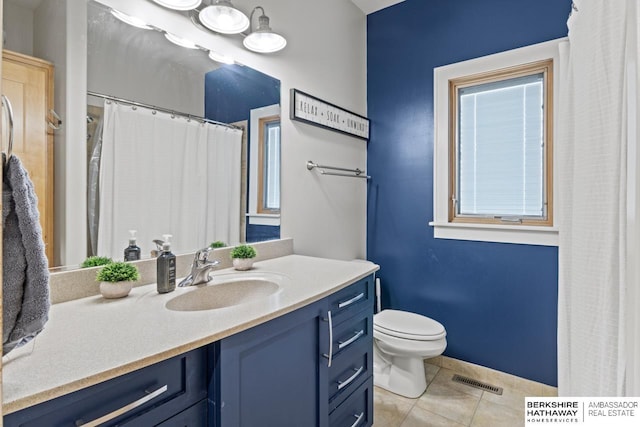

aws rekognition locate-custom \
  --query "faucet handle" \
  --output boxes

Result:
[196,247,214,263]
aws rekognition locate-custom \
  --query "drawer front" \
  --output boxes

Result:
[4,348,207,427]
[329,377,373,427]
[330,309,372,361]
[328,275,374,326]
[156,399,207,427]
[328,348,371,408]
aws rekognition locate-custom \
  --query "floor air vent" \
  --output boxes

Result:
[451,375,503,395]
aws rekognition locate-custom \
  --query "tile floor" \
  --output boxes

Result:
[373,363,529,427]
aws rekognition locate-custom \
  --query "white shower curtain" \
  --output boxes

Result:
[97,101,242,260]
[558,0,640,396]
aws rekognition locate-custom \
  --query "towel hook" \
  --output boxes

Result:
[2,94,15,165]
[48,109,62,130]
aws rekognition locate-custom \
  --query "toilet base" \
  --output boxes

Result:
[373,342,427,398]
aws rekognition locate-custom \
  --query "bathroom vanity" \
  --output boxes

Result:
[2,254,377,426]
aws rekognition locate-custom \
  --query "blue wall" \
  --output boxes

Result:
[366,0,571,386]
[204,65,281,242]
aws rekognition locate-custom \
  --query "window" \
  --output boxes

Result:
[258,116,281,214]
[248,104,280,227]
[431,39,561,246]
[450,60,552,226]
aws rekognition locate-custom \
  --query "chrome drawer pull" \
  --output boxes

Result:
[338,330,365,350]
[75,384,168,427]
[322,310,333,367]
[337,366,364,390]
[338,292,365,309]
[350,412,365,427]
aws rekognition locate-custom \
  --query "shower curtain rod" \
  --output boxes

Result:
[87,91,242,131]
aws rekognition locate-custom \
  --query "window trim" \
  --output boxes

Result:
[430,38,565,246]
[257,115,281,215]
[248,104,280,227]
[448,59,554,227]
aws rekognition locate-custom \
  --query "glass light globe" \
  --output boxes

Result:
[151,0,202,11]
[243,31,287,53]
[199,1,249,34]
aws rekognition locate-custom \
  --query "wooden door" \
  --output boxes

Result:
[1,50,54,264]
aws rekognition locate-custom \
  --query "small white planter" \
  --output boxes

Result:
[99,281,134,299]
[232,258,254,271]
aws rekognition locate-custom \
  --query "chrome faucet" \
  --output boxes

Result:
[178,247,220,287]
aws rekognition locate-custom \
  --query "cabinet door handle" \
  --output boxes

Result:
[322,310,334,367]
[338,292,365,309]
[75,384,168,427]
[337,366,364,390]
[338,329,365,350]
[350,412,365,427]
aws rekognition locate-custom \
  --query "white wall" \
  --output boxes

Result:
[2,0,33,54]
[87,1,207,116]
[3,0,368,264]
[92,0,369,260]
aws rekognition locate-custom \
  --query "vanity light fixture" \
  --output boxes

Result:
[208,50,235,64]
[164,32,199,49]
[110,9,153,30]
[243,6,287,53]
[199,0,250,34]
[152,0,202,11]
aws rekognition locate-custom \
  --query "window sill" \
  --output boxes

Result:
[429,221,558,246]
[247,213,280,226]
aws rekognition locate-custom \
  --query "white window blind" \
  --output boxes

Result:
[457,73,545,218]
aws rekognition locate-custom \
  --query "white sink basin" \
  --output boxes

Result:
[165,272,285,312]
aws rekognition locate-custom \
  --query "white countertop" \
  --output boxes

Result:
[2,255,378,414]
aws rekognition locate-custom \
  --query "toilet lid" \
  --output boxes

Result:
[374,309,446,340]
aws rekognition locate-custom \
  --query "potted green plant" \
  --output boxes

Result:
[209,241,226,249]
[230,244,257,271]
[96,261,140,299]
[81,256,113,268]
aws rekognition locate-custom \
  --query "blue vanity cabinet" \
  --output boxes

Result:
[3,348,207,427]
[211,274,375,427]
[209,297,330,427]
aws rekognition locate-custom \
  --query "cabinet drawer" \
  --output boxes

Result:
[329,377,373,427]
[330,309,372,361]
[4,348,207,427]
[328,347,371,409]
[156,399,207,426]
[328,276,374,326]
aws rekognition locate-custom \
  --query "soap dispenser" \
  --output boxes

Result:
[157,238,176,294]
[124,230,141,261]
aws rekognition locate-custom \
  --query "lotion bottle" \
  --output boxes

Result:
[156,241,176,293]
[124,230,141,261]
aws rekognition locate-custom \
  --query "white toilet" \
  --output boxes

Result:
[373,309,447,398]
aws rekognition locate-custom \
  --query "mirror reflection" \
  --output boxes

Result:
[2,0,281,269]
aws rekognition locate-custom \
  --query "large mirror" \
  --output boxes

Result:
[2,0,281,269]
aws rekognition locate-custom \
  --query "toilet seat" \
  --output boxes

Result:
[374,309,446,341]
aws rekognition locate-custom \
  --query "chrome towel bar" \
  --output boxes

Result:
[306,160,370,179]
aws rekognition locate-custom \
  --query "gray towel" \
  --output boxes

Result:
[2,154,50,355]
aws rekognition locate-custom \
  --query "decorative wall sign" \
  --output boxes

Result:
[290,89,370,140]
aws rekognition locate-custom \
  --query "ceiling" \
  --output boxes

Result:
[350,0,405,15]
